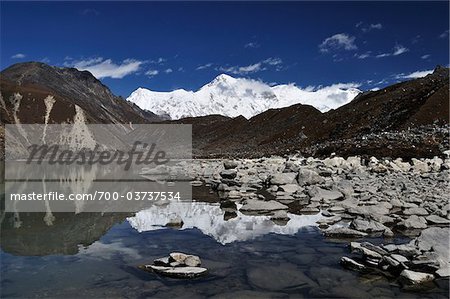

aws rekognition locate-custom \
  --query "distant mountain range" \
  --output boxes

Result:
[127,74,361,119]
[1,62,448,159]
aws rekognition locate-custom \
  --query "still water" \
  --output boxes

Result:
[1,189,448,298]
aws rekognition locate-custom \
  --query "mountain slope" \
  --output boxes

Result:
[127,74,361,119]
[0,62,161,125]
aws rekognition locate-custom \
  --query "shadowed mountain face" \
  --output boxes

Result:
[0,62,161,126]
[0,212,131,256]
[0,62,448,159]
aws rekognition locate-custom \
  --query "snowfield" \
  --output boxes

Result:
[127,74,361,119]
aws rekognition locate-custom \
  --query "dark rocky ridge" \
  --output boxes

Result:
[0,61,161,125]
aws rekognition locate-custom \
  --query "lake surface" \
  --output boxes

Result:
[1,188,448,298]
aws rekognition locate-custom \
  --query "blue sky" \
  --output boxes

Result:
[1,1,449,97]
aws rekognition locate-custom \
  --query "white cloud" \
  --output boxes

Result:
[393,45,409,56]
[145,69,159,77]
[244,42,260,48]
[376,53,391,58]
[319,33,357,53]
[196,63,213,70]
[357,22,383,33]
[439,30,449,39]
[362,23,383,32]
[149,57,166,64]
[164,68,173,74]
[69,57,144,79]
[41,57,50,63]
[396,69,433,79]
[370,23,383,30]
[421,54,431,60]
[238,63,262,73]
[263,57,282,65]
[355,52,371,59]
[220,63,263,75]
[375,45,409,58]
[217,57,283,75]
[11,53,26,59]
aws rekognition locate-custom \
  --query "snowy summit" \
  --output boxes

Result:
[126,74,361,119]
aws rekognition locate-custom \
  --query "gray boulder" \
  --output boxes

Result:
[270,172,297,185]
[297,168,324,186]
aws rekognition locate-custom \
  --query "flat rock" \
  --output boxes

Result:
[279,184,301,194]
[391,254,408,263]
[220,169,237,179]
[149,265,208,278]
[416,227,449,268]
[403,207,429,216]
[240,199,288,213]
[324,227,368,238]
[223,160,239,169]
[270,172,297,185]
[350,218,388,233]
[399,269,434,285]
[354,246,382,260]
[436,266,450,278]
[297,168,324,186]
[309,187,344,201]
[399,215,427,229]
[340,256,367,272]
[425,215,450,225]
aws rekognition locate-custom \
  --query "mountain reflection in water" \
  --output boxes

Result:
[0,185,322,255]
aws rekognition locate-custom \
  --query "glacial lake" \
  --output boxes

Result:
[1,187,448,298]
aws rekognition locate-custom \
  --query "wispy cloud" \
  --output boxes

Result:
[392,45,409,56]
[411,35,421,44]
[396,69,433,79]
[149,57,166,64]
[220,63,263,75]
[40,57,50,63]
[196,63,213,70]
[369,23,383,30]
[439,30,449,39]
[67,57,144,79]
[145,69,159,77]
[263,57,282,65]
[244,42,260,48]
[376,44,409,58]
[375,53,389,58]
[218,57,283,75]
[355,52,371,59]
[11,53,26,59]
[81,8,100,16]
[356,22,383,32]
[421,54,431,60]
[319,33,357,53]
[164,68,173,74]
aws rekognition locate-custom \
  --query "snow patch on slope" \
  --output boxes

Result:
[127,74,361,119]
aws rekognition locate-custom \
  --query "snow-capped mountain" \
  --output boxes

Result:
[126,74,361,119]
[127,201,323,244]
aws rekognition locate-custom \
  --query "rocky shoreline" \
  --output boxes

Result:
[176,153,450,289]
